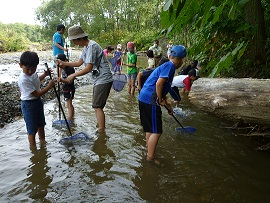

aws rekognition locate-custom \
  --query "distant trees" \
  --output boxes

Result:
[35,0,165,49]
[0,23,44,52]
[1,0,269,78]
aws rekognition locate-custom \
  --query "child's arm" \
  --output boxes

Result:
[31,80,55,97]
[137,72,143,92]
[156,78,166,106]
[58,77,69,84]
[165,97,173,115]
[181,88,189,96]
[56,58,83,68]
[65,62,92,84]
[123,62,136,67]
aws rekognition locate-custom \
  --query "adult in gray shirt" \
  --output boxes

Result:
[56,25,113,134]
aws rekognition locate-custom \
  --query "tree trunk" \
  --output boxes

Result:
[244,0,266,62]
[188,78,270,127]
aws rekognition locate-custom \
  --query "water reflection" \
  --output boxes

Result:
[27,144,52,200]
[90,133,115,184]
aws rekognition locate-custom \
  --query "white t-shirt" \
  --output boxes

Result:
[80,40,113,86]
[18,72,40,100]
[148,58,155,68]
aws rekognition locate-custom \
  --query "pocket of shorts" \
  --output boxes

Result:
[22,101,33,110]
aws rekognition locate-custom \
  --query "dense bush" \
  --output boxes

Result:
[0,22,45,52]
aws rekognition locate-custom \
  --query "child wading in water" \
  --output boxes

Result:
[18,51,55,149]
[138,45,187,164]
[56,53,75,122]
[56,25,113,134]
[113,44,123,74]
[123,41,138,95]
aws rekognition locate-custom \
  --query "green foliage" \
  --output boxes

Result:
[35,0,165,43]
[161,0,270,78]
[0,23,35,52]
[93,29,157,51]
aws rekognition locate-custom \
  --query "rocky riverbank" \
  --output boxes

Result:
[0,50,91,127]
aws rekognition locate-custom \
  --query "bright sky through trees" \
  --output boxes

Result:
[0,0,42,25]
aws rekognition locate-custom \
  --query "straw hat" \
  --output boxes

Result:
[68,25,88,40]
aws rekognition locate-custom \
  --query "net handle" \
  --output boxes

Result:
[45,63,72,136]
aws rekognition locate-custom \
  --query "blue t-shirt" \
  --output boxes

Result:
[138,61,176,105]
[53,32,64,56]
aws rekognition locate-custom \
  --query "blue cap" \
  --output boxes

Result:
[170,45,186,58]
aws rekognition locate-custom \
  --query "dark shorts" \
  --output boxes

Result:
[92,82,113,108]
[21,98,46,135]
[139,101,163,134]
[169,86,181,101]
[63,91,75,101]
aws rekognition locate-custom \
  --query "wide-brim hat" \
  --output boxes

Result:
[68,25,88,40]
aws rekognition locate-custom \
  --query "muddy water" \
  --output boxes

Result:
[1,83,270,202]
[1,55,270,202]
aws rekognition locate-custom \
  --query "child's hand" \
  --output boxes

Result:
[48,79,55,89]
[157,98,166,106]
[166,104,173,115]
[55,59,63,66]
[44,68,53,76]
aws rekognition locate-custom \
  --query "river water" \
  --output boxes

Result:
[1,58,270,202]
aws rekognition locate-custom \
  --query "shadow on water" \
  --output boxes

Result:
[1,82,270,202]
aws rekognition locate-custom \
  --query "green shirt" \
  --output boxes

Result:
[126,52,137,74]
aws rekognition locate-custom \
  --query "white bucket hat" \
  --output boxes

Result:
[68,25,88,40]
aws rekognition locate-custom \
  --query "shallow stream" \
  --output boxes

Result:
[1,83,270,202]
[1,54,270,202]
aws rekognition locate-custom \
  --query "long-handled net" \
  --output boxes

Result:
[52,64,67,128]
[45,63,91,144]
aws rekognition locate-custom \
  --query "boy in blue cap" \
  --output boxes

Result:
[138,45,187,163]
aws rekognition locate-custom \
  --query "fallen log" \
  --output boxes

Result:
[189,78,270,127]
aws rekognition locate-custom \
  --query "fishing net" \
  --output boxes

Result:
[52,120,72,128]
[112,74,127,92]
[108,55,119,72]
[59,132,91,145]
[175,126,197,133]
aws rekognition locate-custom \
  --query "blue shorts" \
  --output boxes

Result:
[127,73,138,80]
[21,98,46,135]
